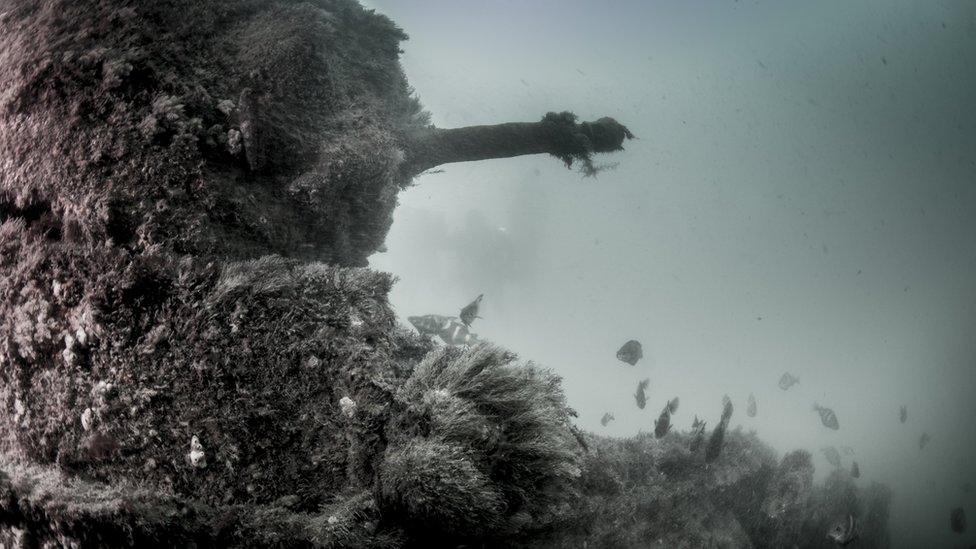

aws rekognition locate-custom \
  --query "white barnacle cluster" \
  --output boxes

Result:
[79,379,115,431]
[80,407,94,431]
[339,396,357,419]
[61,332,77,366]
[12,398,25,425]
[189,435,207,468]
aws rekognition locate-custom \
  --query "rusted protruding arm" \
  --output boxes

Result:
[402,112,633,176]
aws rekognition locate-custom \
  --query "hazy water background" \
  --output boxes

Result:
[365,1,976,546]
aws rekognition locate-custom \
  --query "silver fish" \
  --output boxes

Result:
[779,372,800,390]
[814,402,840,430]
[899,405,907,424]
[851,460,860,478]
[616,339,643,365]
[821,446,841,469]
[600,412,615,427]
[746,393,757,417]
[826,515,859,546]
[634,378,650,410]
[459,294,483,327]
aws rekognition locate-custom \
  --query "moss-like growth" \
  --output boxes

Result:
[530,430,890,548]
[0,0,423,266]
[380,344,580,544]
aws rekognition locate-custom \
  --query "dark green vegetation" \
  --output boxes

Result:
[0,0,888,546]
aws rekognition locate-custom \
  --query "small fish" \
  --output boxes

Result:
[746,393,757,417]
[600,412,615,427]
[667,397,680,414]
[779,372,800,390]
[439,320,479,346]
[851,461,860,478]
[408,314,453,337]
[841,446,855,456]
[826,515,859,546]
[616,340,643,365]
[654,402,672,438]
[459,294,483,326]
[690,415,707,452]
[919,432,930,450]
[950,507,967,533]
[634,378,650,410]
[813,402,840,430]
[899,405,907,423]
[705,395,733,462]
[821,446,842,469]
[407,314,479,346]
[963,482,973,494]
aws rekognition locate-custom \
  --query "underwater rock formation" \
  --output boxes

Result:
[0,0,887,547]
[529,432,891,548]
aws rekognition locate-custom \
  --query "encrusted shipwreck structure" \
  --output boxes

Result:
[0,1,888,547]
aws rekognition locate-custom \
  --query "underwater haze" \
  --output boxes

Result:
[367,1,976,547]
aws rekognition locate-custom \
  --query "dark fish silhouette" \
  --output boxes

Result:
[459,294,483,326]
[827,515,859,546]
[600,412,615,427]
[899,405,907,423]
[962,482,973,494]
[813,402,840,430]
[616,340,643,365]
[407,314,479,346]
[950,507,967,533]
[919,432,930,450]
[851,461,860,478]
[690,415,707,452]
[746,393,757,417]
[634,378,650,410]
[821,446,842,469]
[705,395,733,462]
[654,401,674,438]
[779,372,800,390]
[667,397,680,414]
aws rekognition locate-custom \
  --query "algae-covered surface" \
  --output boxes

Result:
[0,0,904,547]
